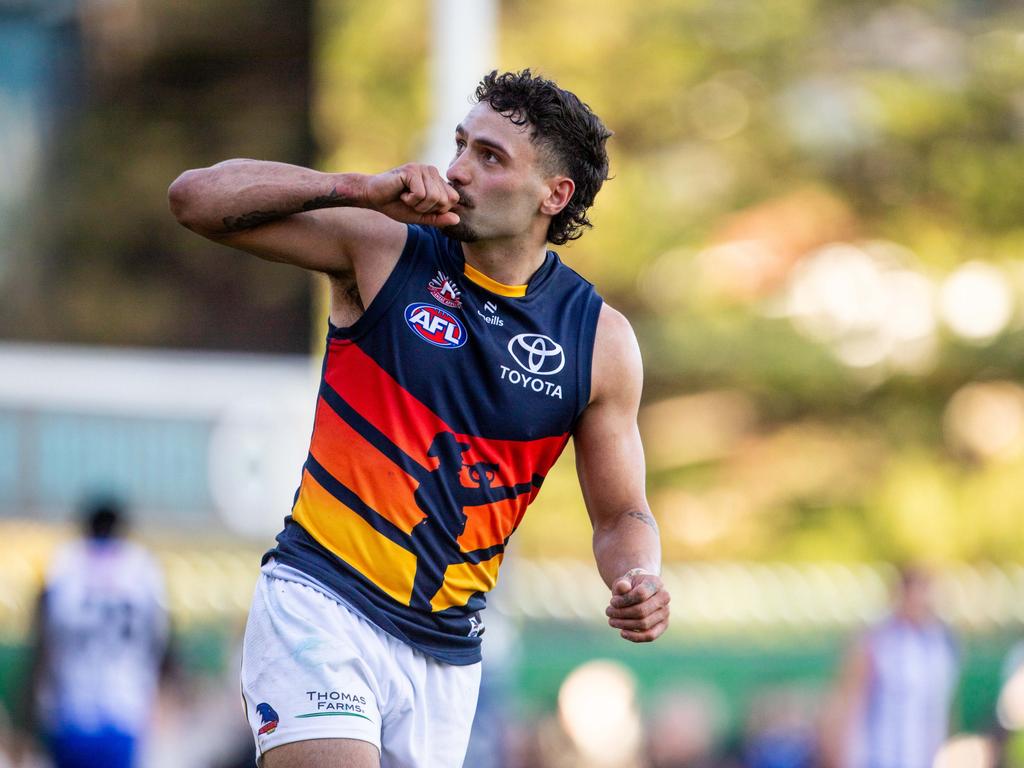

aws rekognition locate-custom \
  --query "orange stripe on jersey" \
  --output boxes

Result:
[309,396,425,534]
[430,554,504,612]
[292,469,418,604]
[458,498,524,552]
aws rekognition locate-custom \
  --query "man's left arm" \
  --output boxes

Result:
[574,305,670,643]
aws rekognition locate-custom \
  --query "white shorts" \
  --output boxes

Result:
[240,568,482,768]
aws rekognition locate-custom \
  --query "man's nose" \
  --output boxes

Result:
[446,152,470,186]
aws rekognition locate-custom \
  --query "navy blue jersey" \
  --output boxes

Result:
[268,224,603,664]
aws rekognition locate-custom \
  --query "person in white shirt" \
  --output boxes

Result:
[824,566,959,768]
[24,499,169,768]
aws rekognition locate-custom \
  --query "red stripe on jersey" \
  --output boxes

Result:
[325,340,452,464]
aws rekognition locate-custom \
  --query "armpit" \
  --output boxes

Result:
[329,274,365,327]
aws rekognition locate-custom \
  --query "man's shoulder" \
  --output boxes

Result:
[594,303,640,366]
[587,303,642,409]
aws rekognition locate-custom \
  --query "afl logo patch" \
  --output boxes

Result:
[405,303,467,349]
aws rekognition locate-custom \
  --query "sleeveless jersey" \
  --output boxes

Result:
[268,224,603,664]
[38,539,168,735]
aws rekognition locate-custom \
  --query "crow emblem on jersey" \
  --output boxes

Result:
[256,703,279,736]
[427,271,463,309]
[405,303,468,348]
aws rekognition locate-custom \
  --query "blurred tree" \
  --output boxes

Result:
[310,0,1024,563]
[13,0,1024,562]
[309,0,1024,565]
[5,0,314,352]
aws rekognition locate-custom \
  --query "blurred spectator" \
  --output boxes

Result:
[645,688,725,768]
[822,566,959,768]
[743,686,818,768]
[20,498,169,768]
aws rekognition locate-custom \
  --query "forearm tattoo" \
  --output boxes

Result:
[222,209,282,231]
[301,186,345,211]
[627,510,659,532]
[222,187,348,232]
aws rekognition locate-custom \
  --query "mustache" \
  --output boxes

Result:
[449,184,474,208]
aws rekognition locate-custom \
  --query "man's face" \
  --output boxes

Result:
[442,102,553,243]
[897,572,934,624]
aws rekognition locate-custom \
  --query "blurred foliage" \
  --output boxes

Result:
[316,0,1024,563]
[8,0,1024,563]
[5,0,315,352]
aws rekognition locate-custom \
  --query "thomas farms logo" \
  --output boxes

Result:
[405,303,467,349]
[296,690,373,723]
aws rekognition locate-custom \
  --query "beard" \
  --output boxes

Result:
[441,220,481,242]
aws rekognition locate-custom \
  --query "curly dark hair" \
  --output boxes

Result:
[474,70,612,246]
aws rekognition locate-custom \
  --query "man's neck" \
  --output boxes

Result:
[460,237,549,288]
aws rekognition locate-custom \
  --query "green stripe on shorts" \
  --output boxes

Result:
[296,711,373,722]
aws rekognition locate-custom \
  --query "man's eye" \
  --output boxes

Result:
[484,151,498,163]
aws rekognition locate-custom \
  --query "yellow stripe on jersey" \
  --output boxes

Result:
[463,262,527,298]
[430,553,504,612]
[292,469,418,605]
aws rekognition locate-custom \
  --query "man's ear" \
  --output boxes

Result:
[540,177,575,216]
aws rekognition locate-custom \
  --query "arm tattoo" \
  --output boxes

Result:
[222,210,282,231]
[222,187,349,232]
[627,510,659,532]
[301,186,346,211]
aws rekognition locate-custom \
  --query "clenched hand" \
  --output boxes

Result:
[363,164,461,227]
[606,569,670,643]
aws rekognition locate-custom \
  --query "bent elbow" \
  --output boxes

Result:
[167,169,208,230]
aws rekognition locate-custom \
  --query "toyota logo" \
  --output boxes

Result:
[507,333,565,376]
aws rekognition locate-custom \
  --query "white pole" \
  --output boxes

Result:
[423,0,498,171]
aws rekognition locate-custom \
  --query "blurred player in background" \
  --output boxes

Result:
[169,69,670,768]
[22,498,169,768]
[822,566,959,768]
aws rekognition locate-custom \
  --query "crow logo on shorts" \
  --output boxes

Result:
[257,702,279,735]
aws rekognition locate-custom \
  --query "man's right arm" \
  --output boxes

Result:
[167,159,460,284]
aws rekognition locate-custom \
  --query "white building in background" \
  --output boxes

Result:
[0,342,317,538]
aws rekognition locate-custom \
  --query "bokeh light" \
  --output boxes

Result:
[998,660,1024,731]
[944,381,1024,462]
[557,660,642,767]
[939,261,1014,343]
[933,733,996,768]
